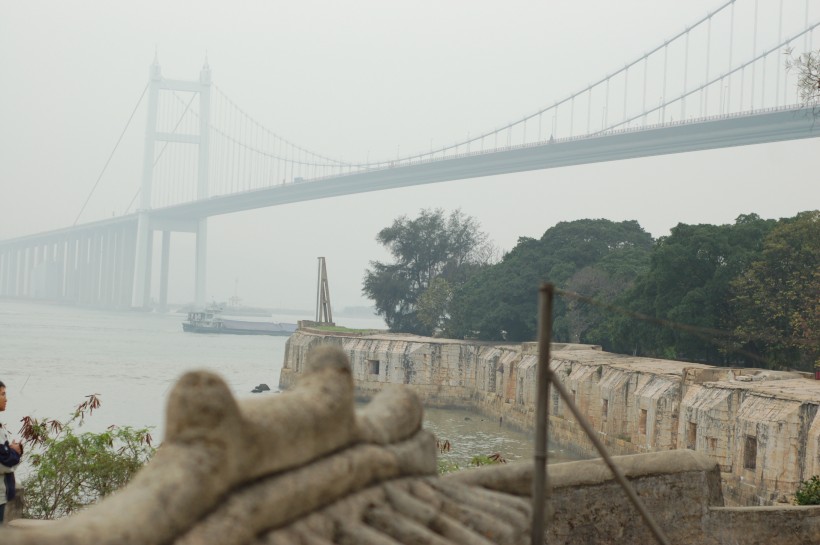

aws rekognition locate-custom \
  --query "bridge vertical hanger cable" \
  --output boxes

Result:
[601,21,820,133]
[73,83,149,226]
[662,43,668,122]
[123,91,198,213]
[405,0,737,166]
[807,0,811,51]
[623,66,629,123]
[705,16,712,115]
[776,0,783,106]
[729,1,735,105]
[751,0,758,109]
[642,57,648,125]
[683,30,690,119]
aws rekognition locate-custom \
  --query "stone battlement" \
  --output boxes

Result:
[280,330,820,506]
[3,345,819,544]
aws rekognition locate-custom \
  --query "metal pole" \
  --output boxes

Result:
[550,373,671,545]
[531,284,553,545]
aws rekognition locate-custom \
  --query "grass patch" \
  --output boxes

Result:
[312,325,384,334]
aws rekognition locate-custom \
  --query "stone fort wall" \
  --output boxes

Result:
[280,329,820,507]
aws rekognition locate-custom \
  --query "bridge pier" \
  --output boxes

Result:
[195,220,207,309]
[131,214,152,309]
[159,230,171,311]
[1,61,214,310]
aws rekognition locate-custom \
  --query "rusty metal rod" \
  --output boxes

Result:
[550,373,671,545]
[531,283,553,545]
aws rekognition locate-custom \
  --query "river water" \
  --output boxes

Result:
[0,299,573,470]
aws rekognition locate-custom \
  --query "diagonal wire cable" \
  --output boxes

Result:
[211,84,350,166]
[73,83,149,225]
[124,91,198,214]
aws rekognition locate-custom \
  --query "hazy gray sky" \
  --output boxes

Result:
[1,1,818,312]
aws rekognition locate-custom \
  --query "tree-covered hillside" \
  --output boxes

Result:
[363,211,819,371]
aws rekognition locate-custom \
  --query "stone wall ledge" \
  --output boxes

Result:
[280,330,820,506]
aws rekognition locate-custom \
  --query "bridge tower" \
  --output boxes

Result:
[131,57,211,309]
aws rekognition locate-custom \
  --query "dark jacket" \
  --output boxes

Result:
[0,427,20,502]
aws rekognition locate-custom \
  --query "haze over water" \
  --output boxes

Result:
[0,299,566,469]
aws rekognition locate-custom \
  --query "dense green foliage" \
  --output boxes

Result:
[730,211,820,370]
[19,395,156,519]
[794,475,820,505]
[363,209,494,335]
[607,214,776,363]
[447,219,653,342]
[363,210,818,371]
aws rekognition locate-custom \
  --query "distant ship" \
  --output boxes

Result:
[182,307,297,336]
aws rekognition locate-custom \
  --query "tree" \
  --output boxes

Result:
[19,395,156,519]
[731,210,820,371]
[608,214,775,363]
[447,219,653,342]
[785,49,820,104]
[363,209,494,335]
[416,277,453,334]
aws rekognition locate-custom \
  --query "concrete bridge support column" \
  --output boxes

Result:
[120,225,136,309]
[131,213,153,309]
[14,248,23,297]
[79,236,91,305]
[20,247,27,297]
[4,250,12,297]
[33,244,45,298]
[109,229,119,307]
[159,230,171,311]
[113,229,124,308]
[24,246,34,297]
[90,232,102,306]
[101,230,114,306]
[65,237,77,302]
[1,249,10,296]
[5,249,13,297]
[0,250,9,296]
[195,220,207,308]
[8,250,16,297]
[52,239,66,300]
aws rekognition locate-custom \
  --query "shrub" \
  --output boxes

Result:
[794,475,820,506]
[18,395,156,519]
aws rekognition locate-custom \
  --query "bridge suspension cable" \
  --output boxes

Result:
[137,0,819,213]
[74,82,149,225]
[371,0,819,169]
[124,91,198,213]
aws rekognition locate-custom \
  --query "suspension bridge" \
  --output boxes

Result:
[1,0,819,309]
